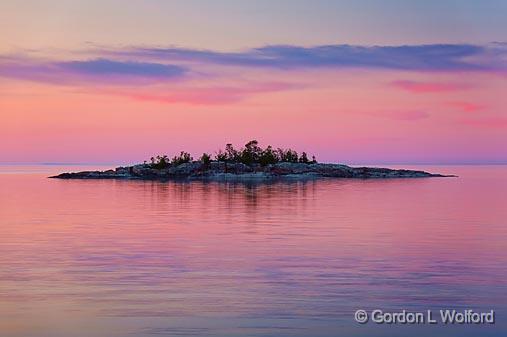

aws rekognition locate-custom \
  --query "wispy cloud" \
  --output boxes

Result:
[391,80,470,93]
[446,101,485,112]
[365,110,430,121]
[459,117,507,128]
[103,82,297,105]
[58,58,186,78]
[2,43,506,87]
[0,58,187,85]
[1,43,505,107]
[110,43,507,71]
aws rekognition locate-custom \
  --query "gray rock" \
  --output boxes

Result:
[168,161,204,176]
[50,161,453,181]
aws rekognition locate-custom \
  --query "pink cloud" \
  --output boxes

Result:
[459,117,507,128]
[365,110,429,121]
[391,80,470,93]
[106,82,298,105]
[446,101,484,112]
[390,110,430,120]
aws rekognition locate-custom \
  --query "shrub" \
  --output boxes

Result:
[172,151,193,166]
[225,143,239,162]
[239,140,262,165]
[259,145,279,166]
[151,155,170,169]
[299,152,309,164]
[200,153,211,166]
[277,148,299,163]
[150,141,317,168]
[215,149,228,162]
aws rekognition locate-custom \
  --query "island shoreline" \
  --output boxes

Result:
[50,162,455,181]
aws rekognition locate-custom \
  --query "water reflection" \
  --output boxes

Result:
[0,166,506,337]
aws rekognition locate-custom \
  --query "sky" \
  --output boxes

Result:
[1,0,506,164]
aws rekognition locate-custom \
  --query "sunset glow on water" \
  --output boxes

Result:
[1,165,506,336]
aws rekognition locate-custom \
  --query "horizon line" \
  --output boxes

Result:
[1,162,507,166]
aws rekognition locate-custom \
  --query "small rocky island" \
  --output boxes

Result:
[51,140,450,181]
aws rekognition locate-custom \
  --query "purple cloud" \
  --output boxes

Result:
[58,58,185,77]
[0,58,187,85]
[1,43,506,88]
[112,43,507,71]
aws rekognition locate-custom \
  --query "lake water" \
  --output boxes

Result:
[0,165,506,337]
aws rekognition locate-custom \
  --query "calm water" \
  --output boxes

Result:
[0,165,506,337]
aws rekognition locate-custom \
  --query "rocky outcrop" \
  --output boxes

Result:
[50,162,452,181]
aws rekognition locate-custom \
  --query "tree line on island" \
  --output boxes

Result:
[147,140,317,170]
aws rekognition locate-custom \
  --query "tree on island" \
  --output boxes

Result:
[172,151,193,166]
[200,153,212,167]
[151,155,170,169]
[148,140,317,169]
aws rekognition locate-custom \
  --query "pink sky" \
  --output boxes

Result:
[1,2,506,164]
